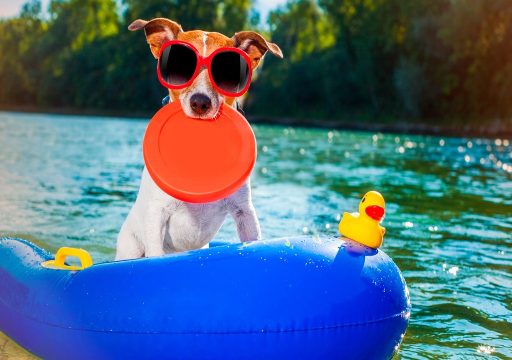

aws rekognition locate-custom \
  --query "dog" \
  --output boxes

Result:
[115,18,283,260]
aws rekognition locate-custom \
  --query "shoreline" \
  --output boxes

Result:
[0,105,510,139]
[249,115,511,139]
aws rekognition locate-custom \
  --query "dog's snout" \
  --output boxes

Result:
[190,93,212,115]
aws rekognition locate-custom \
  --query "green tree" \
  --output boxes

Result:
[247,0,337,118]
[0,0,45,105]
[37,0,119,106]
[123,0,252,34]
[411,0,512,120]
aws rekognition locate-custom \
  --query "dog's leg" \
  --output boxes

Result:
[115,215,144,260]
[230,203,261,242]
[227,182,261,242]
[143,206,170,257]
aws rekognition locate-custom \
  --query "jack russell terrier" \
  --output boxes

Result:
[115,18,283,260]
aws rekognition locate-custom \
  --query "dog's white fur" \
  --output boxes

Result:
[116,168,260,259]
[116,19,282,260]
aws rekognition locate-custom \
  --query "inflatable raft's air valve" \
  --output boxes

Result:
[338,191,386,248]
[41,247,93,270]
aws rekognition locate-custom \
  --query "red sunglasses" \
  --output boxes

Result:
[157,40,252,98]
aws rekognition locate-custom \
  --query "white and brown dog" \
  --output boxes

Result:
[115,18,283,260]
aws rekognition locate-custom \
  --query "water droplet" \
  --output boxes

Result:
[495,139,502,146]
[397,146,405,154]
[467,141,473,148]
[262,145,268,153]
[325,223,331,229]
[439,139,445,146]
[302,226,309,233]
[299,148,305,155]
[261,167,267,174]
[403,221,414,228]
[457,146,465,153]
[464,155,471,163]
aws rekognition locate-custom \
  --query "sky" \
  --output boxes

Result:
[0,0,288,21]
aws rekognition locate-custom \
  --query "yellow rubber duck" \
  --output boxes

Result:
[338,191,386,248]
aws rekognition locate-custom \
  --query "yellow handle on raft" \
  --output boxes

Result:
[41,247,93,271]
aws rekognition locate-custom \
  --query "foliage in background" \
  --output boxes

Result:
[250,0,512,123]
[0,0,512,123]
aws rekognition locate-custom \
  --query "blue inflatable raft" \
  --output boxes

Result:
[0,236,410,360]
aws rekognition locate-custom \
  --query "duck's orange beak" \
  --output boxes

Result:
[365,205,385,221]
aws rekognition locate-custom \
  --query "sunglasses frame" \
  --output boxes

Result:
[157,40,253,98]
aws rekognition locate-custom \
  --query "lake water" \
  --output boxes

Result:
[0,111,510,359]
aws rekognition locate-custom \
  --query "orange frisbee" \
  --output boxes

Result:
[143,101,257,203]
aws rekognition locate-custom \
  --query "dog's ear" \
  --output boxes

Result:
[128,18,183,59]
[232,31,283,70]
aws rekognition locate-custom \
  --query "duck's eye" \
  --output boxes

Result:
[362,197,366,203]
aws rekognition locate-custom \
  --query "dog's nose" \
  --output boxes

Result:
[190,93,212,115]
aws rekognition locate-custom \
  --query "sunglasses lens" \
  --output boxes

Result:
[211,51,250,95]
[159,44,197,86]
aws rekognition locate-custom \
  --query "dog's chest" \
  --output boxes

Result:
[165,201,228,251]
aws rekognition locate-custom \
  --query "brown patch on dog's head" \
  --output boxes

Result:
[232,31,283,70]
[128,18,283,71]
[128,18,183,58]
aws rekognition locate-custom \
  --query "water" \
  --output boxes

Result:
[0,111,510,359]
